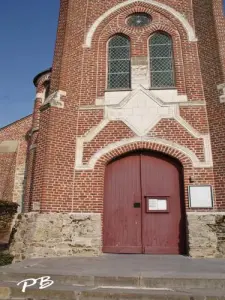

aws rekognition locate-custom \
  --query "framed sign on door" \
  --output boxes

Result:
[145,196,169,213]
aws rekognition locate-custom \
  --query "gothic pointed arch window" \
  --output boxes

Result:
[149,32,175,88]
[107,34,131,90]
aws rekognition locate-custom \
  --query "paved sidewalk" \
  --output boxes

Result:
[1,255,225,299]
[1,254,225,278]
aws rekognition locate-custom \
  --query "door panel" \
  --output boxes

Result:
[103,154,142,253]
[141,154,185,254]
[103,151,185,254]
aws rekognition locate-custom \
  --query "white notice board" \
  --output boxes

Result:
[188,185,213,208]
[148,199,168,212]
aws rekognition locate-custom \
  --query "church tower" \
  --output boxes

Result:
[11,0,225,260]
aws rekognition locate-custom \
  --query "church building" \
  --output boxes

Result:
[1,0,225,260]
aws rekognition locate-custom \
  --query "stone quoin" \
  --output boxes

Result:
[0,0,225,260]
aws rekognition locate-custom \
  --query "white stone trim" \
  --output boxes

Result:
[76,136,211,170]
[80,100,206,110]
[41,90,67,109]
[104,88,179,136]
[173,115,213,167]
[36,92,45,103]
[84,120,109,143]
[84,0,197,48]
[217,83,225,103]
[29,144,37,151]
[151,89,188,103]
[75,87,213,170]
[0,140,18,153]
[179,101,206,107]
[76,120,109,167]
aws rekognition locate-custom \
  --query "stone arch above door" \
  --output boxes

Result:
[76,137,200,170]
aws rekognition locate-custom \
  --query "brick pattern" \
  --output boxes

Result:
[0,153,17,202]
[79,3,204,103]
[0,116,32,204]
[193,0,225,208]
[180,106,209,134]
[23,71,51,212]
[72,141,215,214]
[21,0,224,215]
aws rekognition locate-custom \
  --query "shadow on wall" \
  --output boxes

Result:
[0,201,18,244]
[0,200,18,266]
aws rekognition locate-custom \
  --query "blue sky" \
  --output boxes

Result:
[0,1,60,128]
[0,1,225,128]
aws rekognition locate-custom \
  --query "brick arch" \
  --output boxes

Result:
[93,139,194,170]
[98,20,180,47]
[96,17,185,96]
[85,0,197,48]
[35,72,52,93]
[94,4,190,47]
[147,24,178,39]
[107,32,131,43]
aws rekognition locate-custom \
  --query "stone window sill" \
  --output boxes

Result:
[105,89,132,92]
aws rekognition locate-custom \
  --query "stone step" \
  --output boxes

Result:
[1,271,225,290]
[0,284,225,300]
[1,256,225,299]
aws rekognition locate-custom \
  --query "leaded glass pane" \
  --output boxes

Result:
[127,13,151,27]
[150,32,175,88]
[151,33,172,45]
[151,72,174,88]
[108,73,131,89]
[109,47,130,60]
[109,35,130,47]
[108,35,131,89]
[151,44,172,57]
[109,60,130,73]
[151,58,173,71]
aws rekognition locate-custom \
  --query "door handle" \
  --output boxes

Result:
[134,202,141,208]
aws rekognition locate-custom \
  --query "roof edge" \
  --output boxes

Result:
[33,68,52,87]
[0,114,33,131]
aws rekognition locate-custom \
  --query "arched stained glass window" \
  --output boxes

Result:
[108,35,131,89]
[149,32,175,88]
[127,13,151,27]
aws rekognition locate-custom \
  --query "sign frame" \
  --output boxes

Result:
[188,185,214,208]
[145,196,170,213]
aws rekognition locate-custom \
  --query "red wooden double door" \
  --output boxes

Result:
[103,152,186,254]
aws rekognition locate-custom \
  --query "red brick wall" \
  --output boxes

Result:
[193,0,225,209]
[27,0,223,214]
[23,71,51,212]
[0,153,17,202]
[0,116,32,203]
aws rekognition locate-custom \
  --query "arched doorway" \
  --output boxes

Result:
[103,151,186,254]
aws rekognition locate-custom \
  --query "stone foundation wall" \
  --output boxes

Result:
[187,213,225,258]
[9,212,225,261]
[10,213,102,261]
[13,164,26,213]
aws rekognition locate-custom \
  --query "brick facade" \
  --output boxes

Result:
[0,116,32,210]
[2,0,225,258]
[193,0,225,210]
